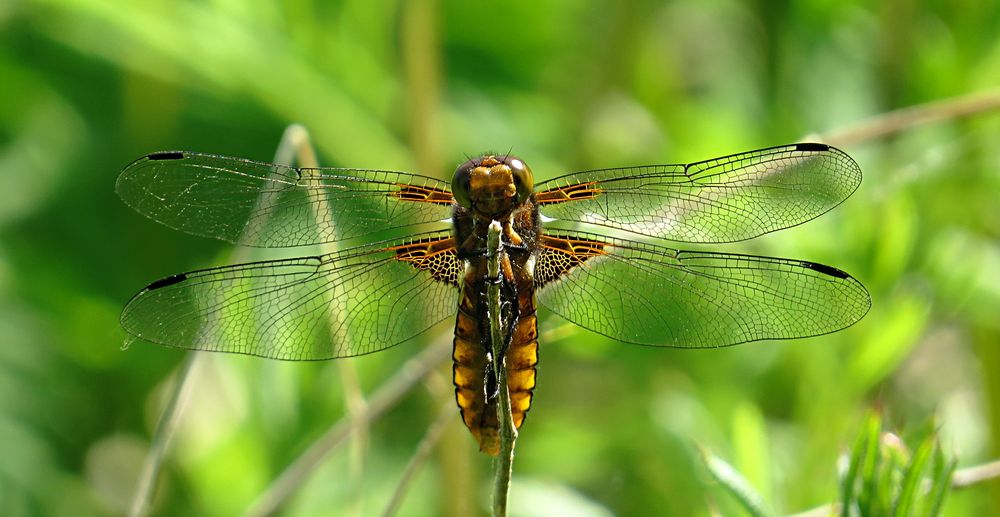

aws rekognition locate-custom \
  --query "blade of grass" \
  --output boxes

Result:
[241,333,452,517]
[127,352,199,517]
[36,0,411,167]
[876,437,902,515]
[281,124,371,517]
[858,413,883,516]
[894,434,934,516]
[128,124,313,517]
[921,447,957,517]
[818,90,1000,147]
[381,399,455,517]
[700,446,774,517]
[792,456,998,517]
[841,413,878,517]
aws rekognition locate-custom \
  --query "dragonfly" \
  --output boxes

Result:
[118,143,870,455]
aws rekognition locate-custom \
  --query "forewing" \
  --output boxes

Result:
[116,151,454,247]
[536,232,870,347]
[120,232,460,360]
[535,143,861,243]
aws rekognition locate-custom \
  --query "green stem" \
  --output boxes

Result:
[487,221,517,516]
[283,124,370,517]
[242,333,452,517]
[127,352,198,517]
[819,89,1000,147]
[128,125,312,517]
[380,400,455,517]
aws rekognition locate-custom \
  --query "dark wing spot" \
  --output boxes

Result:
[148,151,185,161]
[801,261,849,279]
[534,235,607,287]
[794,142,830,152]
[146,273,188,290]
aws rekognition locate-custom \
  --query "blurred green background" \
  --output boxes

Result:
[3,0,1000,515]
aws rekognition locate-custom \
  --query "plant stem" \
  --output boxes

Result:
[127,352,199,517]
[128,124,315,517]
[242,333,452,517]
[487,221,517,517]
[381,399,455,517]
[818,89,1000,147]
[281,123,371,517]
[951,458,1000,489]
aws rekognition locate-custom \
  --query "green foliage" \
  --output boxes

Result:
[2,0,1000,516]
[703,413,959,517]
[839,413,958,517]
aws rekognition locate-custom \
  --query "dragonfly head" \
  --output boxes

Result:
[452,154,534,218]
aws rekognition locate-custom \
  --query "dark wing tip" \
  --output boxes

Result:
[801,261,849,279]
[145,273,188,290]
[147,151,186,161]
[795,142,831,152]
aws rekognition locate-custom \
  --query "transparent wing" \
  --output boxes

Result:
[535,143,861,243]
[536,232,870,347]
[116,151,454,248]
[120,232,460,360]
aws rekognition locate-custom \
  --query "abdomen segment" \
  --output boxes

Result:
[452,292,538,455]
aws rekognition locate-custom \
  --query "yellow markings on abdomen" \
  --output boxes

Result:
[452,306,538,456]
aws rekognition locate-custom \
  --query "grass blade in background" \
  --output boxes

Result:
[700,446,774,517]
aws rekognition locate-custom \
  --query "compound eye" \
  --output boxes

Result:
[507,158,534,202]
[451,165,473,209]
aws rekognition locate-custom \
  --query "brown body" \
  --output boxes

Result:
[450,156,541,455]
[120,144,870,457]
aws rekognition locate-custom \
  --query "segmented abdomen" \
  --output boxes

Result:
[452,265,538,455]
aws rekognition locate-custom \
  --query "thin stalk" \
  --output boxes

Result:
[242,333,453,517]
[280,123,370,516]
[950,458,1000,489]
[127,352,199,517]
[128,125,310,517]
[487,221,517,516]
[400,2,473,514]
[381,399,455,517]
[402,0,442,176]
[818,89,1000,147]
[700,446,774,517]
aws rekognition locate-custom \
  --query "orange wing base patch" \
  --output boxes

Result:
[534,181,602,204]
[535,234,607,286]
[389,237,460,286]
[389,184,455,205]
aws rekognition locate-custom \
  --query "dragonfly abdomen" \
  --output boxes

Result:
[506,310,539,426]
[452,261,538,456]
